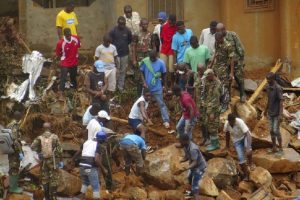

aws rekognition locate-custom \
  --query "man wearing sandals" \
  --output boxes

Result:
[224,114,253,180]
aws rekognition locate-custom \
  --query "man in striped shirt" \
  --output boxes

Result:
[56,28,80,98]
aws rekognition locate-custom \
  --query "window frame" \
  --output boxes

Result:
[244,0,275,12]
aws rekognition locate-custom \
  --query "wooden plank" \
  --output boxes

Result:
[248,59,282,105]
[110,116,167,136]
[283,87,300,91]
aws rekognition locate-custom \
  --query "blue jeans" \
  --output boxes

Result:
[151,91,170,123]
[79,167,100,192]
[268,116,281,140]
[188,169,205,195]
[176,116,196,140]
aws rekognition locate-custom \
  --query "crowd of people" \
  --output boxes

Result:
[4,2,284,200]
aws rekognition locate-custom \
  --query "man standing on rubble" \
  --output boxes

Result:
[202,69,222,151]
[56,28,80,100]
[84,60,109,112]
[140,49,170,128]
[7,111,24,193]
[175,134,206,200]
[56,1,78,39]
[31,122,63,200]
[210,31,235,113]
[265,72,284,155]
[216,23,246,102]
[86,110,111,140]
[82,103,102,126]
[224,114,253,180]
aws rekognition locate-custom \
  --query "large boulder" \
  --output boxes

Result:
[252,118,291,149]
[249,167,272,188]
[253,148,300,173]
[148,191,164,200]
[143,144,187,189]
[199,176,219,197]
[216,190,234,200]
[204,157,238,189]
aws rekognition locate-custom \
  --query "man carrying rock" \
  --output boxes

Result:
[216,23,246,102]
[264,72,284,155]
[31,122,63,200]
[7,111,24,193]
[119,133,147,176]
[224,114,253,180]
[202,69,222,151]
[173,85,198,140]
[175,134,206,200]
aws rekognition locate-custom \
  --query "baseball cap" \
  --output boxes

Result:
[95,130,107,141]
[94,60,105,73]
[158,11,167,21]
[98,110,111,120]
[202,68,214,79]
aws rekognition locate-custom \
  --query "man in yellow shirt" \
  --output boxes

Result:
[56,2,78,39]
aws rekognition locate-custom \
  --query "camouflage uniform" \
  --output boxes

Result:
[212,40,235,112]
[31,131,62,200]
[203,78,222,142]
[7,120,22,176]
[133,31,153,95]
[225,31,246,99]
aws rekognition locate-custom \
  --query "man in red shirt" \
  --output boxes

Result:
[160,14,177,90]
[56,28,80,97]
[173,85,198,141]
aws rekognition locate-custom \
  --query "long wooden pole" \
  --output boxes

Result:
[248,59,282,105]
[110,116,167,136]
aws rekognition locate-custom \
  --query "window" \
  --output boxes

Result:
[244,0,275,12]
[148,0,184,21]
[33,0,95,8]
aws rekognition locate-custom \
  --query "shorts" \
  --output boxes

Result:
[128,118,143,135]
[234,135,252,164]
[105,68,117,92]
[188,169,205,195]
[160,54,174,73]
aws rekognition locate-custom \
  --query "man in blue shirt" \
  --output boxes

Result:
[172,21,193,64]
[119,133,147,176]
[140,50,170,128]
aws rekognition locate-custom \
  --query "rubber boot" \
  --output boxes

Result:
[9,175,23,193]
[206,138,220,152]
[43,184,50,200]
[240,163,250,181]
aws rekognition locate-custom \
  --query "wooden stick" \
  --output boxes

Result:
[20,106,31,129]
[248,59,282,105]
[110,116,167,136]
[19,37,32,54]
[283,87,300,91]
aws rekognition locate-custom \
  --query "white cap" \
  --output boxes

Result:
[98,110,111,120]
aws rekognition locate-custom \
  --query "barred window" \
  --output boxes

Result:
[244,0,275,12]
[33,0,95,8]
[148,0,184,21]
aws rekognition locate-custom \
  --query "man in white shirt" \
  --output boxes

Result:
[223,114,253,180]
[199,21,218,57]
[124,5,141,36]
[153,11,167,48]
[86,110,111,140]
[82,104,102,126]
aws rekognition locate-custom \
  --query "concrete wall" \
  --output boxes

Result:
[19,0,300,76]
[0,0,18,16]
[19,0,108,54]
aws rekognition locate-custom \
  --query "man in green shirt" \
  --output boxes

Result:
[183,36,211,73]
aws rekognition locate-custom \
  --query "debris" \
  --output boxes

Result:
[216,190,234,200]
[244,79,258,92]
[164,190,185,200]
[248,187,273,200]
[249,166,272,188]
[253,148,300,173]
[238,181,256,194]
[199,176,219,197]
[125,186,148,200]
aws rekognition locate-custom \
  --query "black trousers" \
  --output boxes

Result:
[59,66,77,91]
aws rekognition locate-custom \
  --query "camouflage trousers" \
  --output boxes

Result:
[234,59,245,98]
[213,65,231,112]
[8,153,20,176]
[40,158,59,188]
[206,111,220,140]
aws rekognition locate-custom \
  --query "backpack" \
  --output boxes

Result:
[0,129,14,154]
[39,134,55,159]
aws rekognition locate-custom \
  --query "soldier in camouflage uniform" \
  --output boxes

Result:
[211,32,235,113]
[217,23,246,102]
[194,64,209,145]
[202,69,222,151]
[31,122,63,200]
[132,18,156,96]
[7,111,24,193]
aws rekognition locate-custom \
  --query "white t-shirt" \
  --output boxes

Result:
[86,118,102,140]
[128,96,149,120]
[94,44,118,70]
[199,28,215,57]
[223,118,250,143]
[82,105,94,126]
